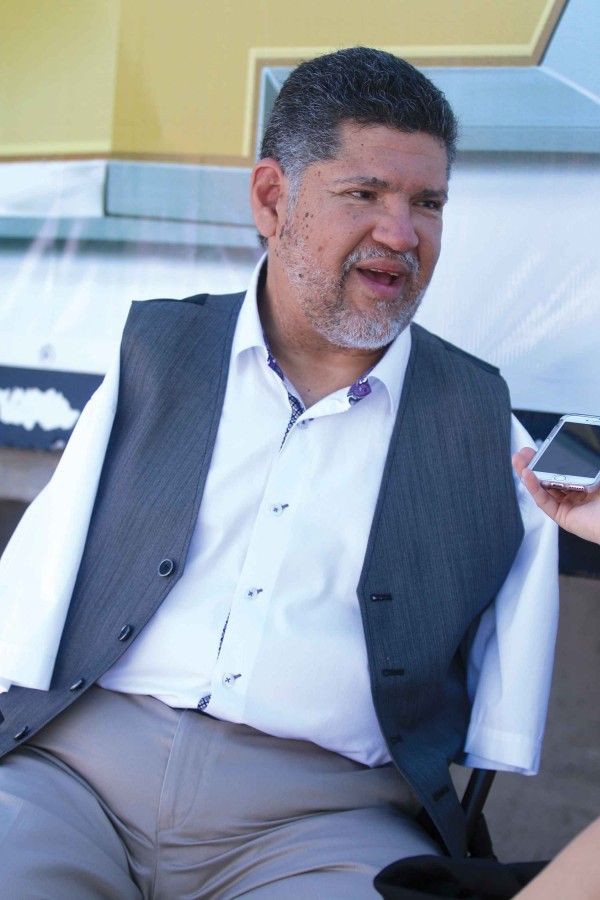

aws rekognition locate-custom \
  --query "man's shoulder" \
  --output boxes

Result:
[411,322,500,377]
[134,290,246,310]
[120,291,246,352]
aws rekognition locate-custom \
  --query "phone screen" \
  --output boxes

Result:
[533,421,600,479]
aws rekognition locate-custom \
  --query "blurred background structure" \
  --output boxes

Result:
[1,0,598,862]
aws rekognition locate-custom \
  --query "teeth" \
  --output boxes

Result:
[368,268,398,279]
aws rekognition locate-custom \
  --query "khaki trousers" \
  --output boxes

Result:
[0,687,439,898]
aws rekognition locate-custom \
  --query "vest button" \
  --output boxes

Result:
[14,726,30,741]
[118,624,134,642]
[69,678,85,692]
[158,558,175,577]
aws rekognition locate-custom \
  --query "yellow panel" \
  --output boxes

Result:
[111,0,566,161]
[0,0,566,160]
[253,0,552,47]
[0,0,121,157]
[112,0,253,162]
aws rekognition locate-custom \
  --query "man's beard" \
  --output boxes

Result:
[279,240,426,351]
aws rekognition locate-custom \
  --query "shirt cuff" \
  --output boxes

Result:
[463,723,543,775]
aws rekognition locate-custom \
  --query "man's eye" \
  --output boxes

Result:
[417,199,443,211]
[348,190,374,200]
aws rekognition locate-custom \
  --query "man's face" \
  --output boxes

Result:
[270,122,448,350]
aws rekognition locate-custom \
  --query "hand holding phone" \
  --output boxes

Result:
[527,414,600,493]
[513,414,600,545]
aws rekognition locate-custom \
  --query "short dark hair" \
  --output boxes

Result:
[260,46,458,185]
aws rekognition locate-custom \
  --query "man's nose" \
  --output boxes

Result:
[371,205,419,252]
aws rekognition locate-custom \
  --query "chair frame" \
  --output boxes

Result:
[462,768,497,858]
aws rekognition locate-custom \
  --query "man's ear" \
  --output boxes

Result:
[250,158,287,241]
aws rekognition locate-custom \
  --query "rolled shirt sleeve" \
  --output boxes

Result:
[463,415,559,774]
[0,351,120,693]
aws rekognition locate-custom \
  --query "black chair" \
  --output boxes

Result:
[375,770,549,898]
[462,768,497,858]
[416,768,497,859]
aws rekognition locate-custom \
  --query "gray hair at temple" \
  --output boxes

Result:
[260,46,458,196]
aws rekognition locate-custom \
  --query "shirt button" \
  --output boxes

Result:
[222,673,241,687]
[245,587,263,599]
[269,503,289,516]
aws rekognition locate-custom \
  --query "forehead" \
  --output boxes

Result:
[316,122,449,190]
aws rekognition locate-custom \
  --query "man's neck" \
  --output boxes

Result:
[258,282,385,408]
[264,338,381,408]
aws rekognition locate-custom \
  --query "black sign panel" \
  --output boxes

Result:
[0,366,103,451]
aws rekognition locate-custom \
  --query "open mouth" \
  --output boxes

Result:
[361,268,402,286]
[356,266,408,290]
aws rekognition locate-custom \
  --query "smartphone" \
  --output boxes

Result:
[527,414,600,492]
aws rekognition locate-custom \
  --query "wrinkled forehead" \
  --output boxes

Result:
[333,120,450,171]
[293,123,450,198]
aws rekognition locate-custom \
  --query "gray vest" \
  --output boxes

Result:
[0,292,523,857]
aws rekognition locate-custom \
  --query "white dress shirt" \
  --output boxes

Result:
[0,257,559,774]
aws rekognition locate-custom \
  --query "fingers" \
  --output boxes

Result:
[512,447,536,480]
[512,448,562,522]
[512,449,600,543]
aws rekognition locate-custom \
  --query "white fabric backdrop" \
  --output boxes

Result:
[0,153,598,414]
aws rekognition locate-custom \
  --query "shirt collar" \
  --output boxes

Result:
[366,324,412,415]
[231,253,270,361]
[233,253,412,415]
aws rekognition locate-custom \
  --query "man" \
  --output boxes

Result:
[0,48,557,898]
